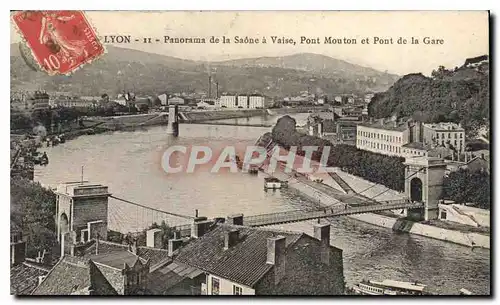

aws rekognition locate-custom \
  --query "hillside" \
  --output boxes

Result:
[368,60,489,137]
[217,53,398,84]
[10,44,398,97]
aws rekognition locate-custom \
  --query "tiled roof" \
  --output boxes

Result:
[175,224,303,287]
[31,256,119,295]
[32,256,92,295]
[147,262,202,295]
[90,250,146,270]
[137,247,171,269]
[82,240,170,268]
[10,262,49,295]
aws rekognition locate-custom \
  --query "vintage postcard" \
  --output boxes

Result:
[10,11,490,296]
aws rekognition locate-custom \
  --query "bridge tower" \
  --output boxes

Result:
[166,105,179,136]
[404,157,447,221]
[55,181,111,246]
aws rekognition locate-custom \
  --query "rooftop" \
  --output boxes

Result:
[174,224,304,287]
[402,142,431,150]
[358,119,409,132]
[55,181,109,197]
[32,256,119,295]
[89,250,146,270]
[81,240,171,269]
[423,122,464,131]
[11,262,50,295]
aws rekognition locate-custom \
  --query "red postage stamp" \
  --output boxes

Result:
[12,11,105,75]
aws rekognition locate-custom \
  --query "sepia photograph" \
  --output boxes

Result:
[9,10,490,296]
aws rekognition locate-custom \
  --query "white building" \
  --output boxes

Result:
[356,119,411,157]
[219,95,237,108]
[248,95,265,109]
[237,95,248,108]
[422,122,465,153]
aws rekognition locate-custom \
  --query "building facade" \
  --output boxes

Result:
[237,95,248,108]
[219,95,237,108]
[248,95,265,109]
[422,122,465,153]
[356,119,410,157]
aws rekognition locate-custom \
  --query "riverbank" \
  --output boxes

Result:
[180,109,265,122]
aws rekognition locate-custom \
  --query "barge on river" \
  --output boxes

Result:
[351,279,430,295]
[264,177,288,190]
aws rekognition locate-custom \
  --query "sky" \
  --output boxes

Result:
[10,11,489,75]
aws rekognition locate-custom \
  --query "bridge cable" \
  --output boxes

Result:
[366,167,426,202]
[110,195,195,220]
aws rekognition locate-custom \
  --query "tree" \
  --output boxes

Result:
[443,169,490,209]
[10,178,57,257]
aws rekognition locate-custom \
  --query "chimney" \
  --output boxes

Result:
[191,220,212,238]
[173,231,181,239]
[224,229,240,250]
[227,214,244,226]
[313,223,331,265]
[95,238,99,256]
[266,236,286,285]
[146,228,162,248]
[208,75,212,98]
[129,239,138,255]
[168,238,184,257]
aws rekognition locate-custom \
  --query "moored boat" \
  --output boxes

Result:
[264,177,287,189]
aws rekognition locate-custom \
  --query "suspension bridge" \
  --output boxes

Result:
[106,141,427,235]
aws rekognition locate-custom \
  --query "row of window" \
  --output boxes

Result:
[404,149,426,157]
[358,130,402,143]
[357,139,401,154]
[435,132,463,139]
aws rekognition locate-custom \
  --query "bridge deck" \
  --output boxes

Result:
[243,200,423,227]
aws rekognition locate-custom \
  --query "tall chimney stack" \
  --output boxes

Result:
[216,82,219,99]
[208,75,212,98]
[266,236,286,285]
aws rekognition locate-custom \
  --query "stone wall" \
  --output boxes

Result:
[349,213,490,249]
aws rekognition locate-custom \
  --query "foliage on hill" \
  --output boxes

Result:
[270,116,405,191]
[10,178,57,257]
[443,169,490,209]
[11,102,142,132]
[368,63,489,137]
[11,44,398,97]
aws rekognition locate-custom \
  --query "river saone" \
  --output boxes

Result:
[34,113,490,295]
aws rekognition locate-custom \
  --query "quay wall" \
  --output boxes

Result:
[86,113,167,127]
[349,213,490,249]
[267,106,327,115]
